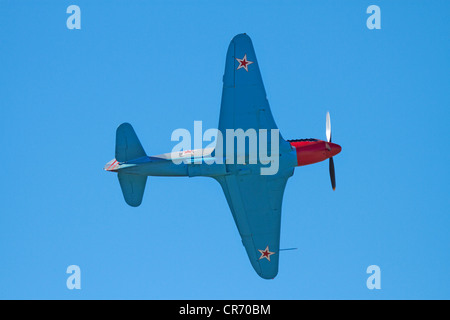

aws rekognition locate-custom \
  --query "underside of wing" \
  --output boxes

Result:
[215,173,291,279]
[213,34,297,279]
[218,33,292,155]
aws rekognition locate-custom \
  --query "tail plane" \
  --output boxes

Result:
[118,173,147,207]
[115,123,147,162]
[113,123,148,207]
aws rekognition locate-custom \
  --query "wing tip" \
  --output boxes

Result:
[258,271,278,280]
[232,33,251,42]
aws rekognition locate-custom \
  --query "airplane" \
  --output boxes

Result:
[104,33,342,279]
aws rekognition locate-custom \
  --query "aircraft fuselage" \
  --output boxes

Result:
[104,139,341,177]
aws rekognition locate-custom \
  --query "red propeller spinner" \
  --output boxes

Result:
[289,112,341,190]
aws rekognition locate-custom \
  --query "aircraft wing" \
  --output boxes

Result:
[215,173,290,279]
[218,33,292,154]
[215,34,295,279]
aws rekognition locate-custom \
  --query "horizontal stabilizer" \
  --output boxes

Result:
[115,123,147,162]
[118,173,147,207]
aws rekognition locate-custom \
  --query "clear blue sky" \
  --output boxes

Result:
[1,0,449,299]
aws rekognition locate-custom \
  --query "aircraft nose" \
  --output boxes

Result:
[330,143,342,157]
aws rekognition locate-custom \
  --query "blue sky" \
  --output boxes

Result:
[1,0,449,299]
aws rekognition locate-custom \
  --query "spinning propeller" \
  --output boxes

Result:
[326,112,336,191]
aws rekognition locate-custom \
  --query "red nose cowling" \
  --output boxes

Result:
[289,139,342,166]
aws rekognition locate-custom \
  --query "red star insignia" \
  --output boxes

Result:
[258,246,275,262]
[236,54,254,72]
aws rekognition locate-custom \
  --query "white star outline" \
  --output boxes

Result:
[258,246,275,262]
[235,54,254,72]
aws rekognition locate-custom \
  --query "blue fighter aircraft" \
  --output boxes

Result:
[104,34,342,279]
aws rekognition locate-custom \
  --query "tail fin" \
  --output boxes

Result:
[118,173,147,207]
[115,123,148,207]
[115,123,147,162]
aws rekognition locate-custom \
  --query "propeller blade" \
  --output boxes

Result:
[326,111,331,142]
[329,157,336,191]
